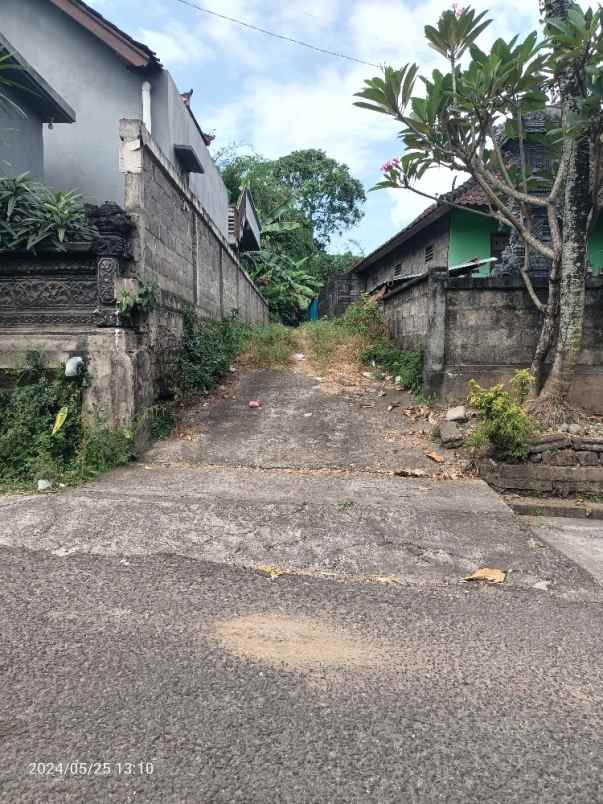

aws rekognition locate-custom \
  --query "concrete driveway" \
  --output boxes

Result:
[0,370,597,596]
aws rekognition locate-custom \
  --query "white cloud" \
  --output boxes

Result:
[138,23,213,65]
[102,0,548,249]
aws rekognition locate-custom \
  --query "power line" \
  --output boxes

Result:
[171,0,381,68]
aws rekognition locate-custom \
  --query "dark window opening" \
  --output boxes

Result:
[393,263,402,278]
[425,244,434,263]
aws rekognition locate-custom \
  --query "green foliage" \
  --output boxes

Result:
[467,372,534,461]
[117,277,160,319]
[342,294,387,338]
[217,148,366,248]
[149,404,177,440]
[69,422,135,483]
[243,250,321,324]
[217,147,365,323]
[361,340,424,396]
[180,309,249,394]
[0,353,134,488]
[354,4,603,192]
[241,324,297,368]
[0,174,96,251]
[0,49,27,117]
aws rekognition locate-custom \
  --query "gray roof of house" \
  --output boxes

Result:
[0,33,75,123]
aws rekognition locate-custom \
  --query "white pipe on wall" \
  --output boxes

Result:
[142,81,152,133]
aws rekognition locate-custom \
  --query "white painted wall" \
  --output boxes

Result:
[1,0,230,239]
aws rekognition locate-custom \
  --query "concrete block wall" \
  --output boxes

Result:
[441,276,603,412]
[383,273,431,351]
[120,119,268,328]
[384,271,603,413]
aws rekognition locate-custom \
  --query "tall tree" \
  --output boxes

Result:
[269,149,366,247]
[217,148,364,321]
[355,3,603,418]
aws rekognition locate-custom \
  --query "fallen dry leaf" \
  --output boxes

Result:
[425,450,445,464]
[256,564,287,579]
[464,567,506,584]
[394,468,428,478]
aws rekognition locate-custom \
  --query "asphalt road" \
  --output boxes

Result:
[1,368,602,802]
[1,547,601,803]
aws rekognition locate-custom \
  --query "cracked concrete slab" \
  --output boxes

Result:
[0,369,598,596]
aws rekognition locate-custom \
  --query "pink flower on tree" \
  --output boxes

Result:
[452,2,466,17]
[380,157,401,173]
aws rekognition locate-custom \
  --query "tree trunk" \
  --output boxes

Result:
[540,0,591,403]
[531,275,560,394]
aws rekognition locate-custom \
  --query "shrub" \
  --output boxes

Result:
[0,353,134,488]
[361,340,424,396]
[467,371,534,461]
[0,174,96,251]
[341,294,386,338]
[240,323,297,368]
[179,309,249,394]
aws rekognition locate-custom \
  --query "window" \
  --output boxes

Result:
[491,232,509,263]
[393,263,403,279]
[425,244,434,263]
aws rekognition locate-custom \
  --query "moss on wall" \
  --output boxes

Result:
[448,210,504,276]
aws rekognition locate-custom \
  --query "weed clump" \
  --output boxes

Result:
[239,324,297,368]
[0,352,134,489]
[467,370,534,462]
[361,340,424,396]
[180,309,249,394]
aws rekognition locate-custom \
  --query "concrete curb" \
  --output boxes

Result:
[505,495,603,520]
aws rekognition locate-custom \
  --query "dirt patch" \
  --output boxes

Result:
[214,614,385,671]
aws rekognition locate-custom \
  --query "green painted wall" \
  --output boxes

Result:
[450,209,603,277]
[448,210,504,276]
[587,216,603,275]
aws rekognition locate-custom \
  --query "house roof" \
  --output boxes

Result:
[48,0,161,70]
[0,32,75,123]
[353,178,489,274]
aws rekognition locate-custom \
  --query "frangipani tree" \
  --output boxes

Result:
[355,1,603,419]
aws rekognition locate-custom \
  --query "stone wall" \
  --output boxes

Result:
[0,121,268,429]
[480,434,603,496]
[120,119,268,328]
[382,273,431,351]
[441,276,603,412]
[120,118,268,409]
[318,271,362,318]
[383,272,603,412]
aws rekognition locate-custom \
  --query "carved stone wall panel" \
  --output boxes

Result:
[97,257,118,304]
[0,278,98,309]
[0,311,98,326]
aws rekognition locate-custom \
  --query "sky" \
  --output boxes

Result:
[88,0,541,256]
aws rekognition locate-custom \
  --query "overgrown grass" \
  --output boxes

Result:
[179,309,249,394]
[239,323,297,368]
[298,319,354,369]
[360,340,424,396]
[0,353,134,490]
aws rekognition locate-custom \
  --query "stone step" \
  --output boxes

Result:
[506,495,603,520]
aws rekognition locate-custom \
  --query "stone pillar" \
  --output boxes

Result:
[423,267,448,397]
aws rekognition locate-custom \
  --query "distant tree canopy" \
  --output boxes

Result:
[217,147,365,322]
[219,147,366,249]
